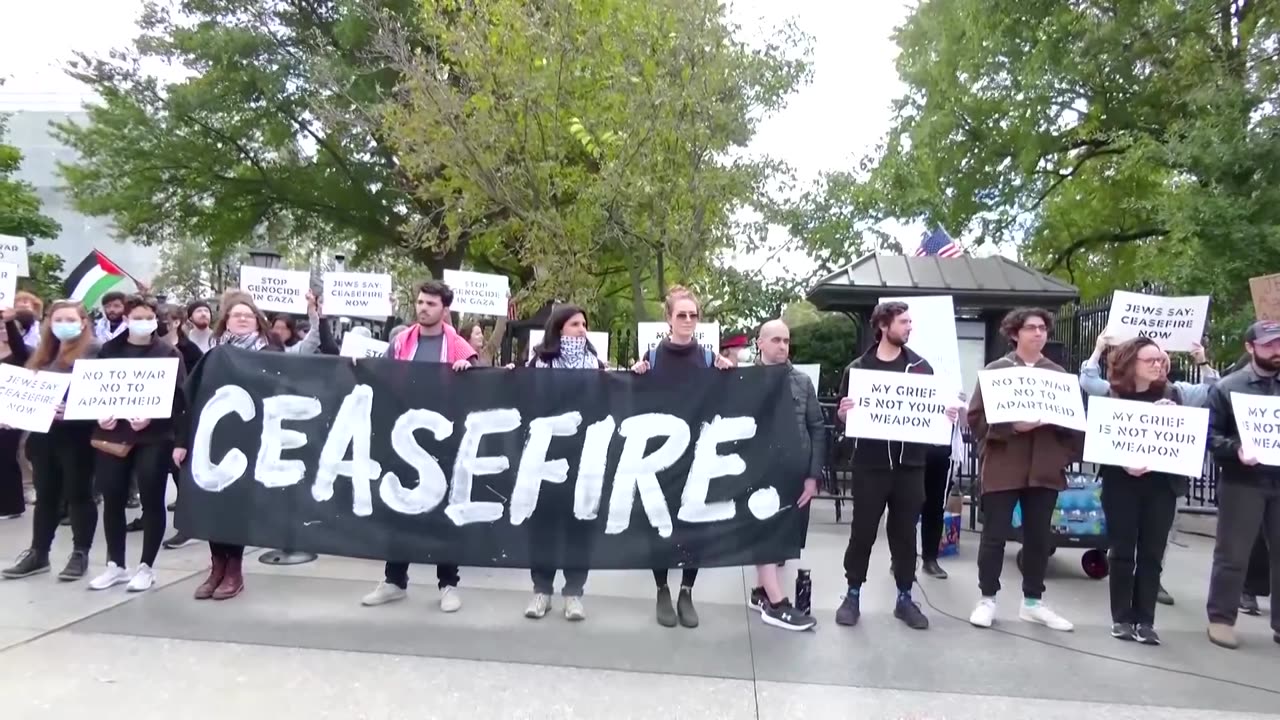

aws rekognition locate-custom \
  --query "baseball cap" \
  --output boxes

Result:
[1246,320,1280,345]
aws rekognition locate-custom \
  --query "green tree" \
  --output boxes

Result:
[382,0,811,318]
[787,0,1280,345]
[0,112,64,300]
[789,313,858,395]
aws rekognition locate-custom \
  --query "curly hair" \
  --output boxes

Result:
[1000,307,1054,342]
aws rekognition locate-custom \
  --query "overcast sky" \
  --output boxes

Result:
[0,0,943,278]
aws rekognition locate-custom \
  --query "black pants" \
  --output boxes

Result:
[1245,529,1270,598]
[843,466,925,592]
[385,561,459,590]
[978,487,1058,599]
[920,452,950,562]
[210,542,244,560]
[532,568,588,596]
[1207,479,1280,632]
[0,429,24,517]
[27,425,96,554]
[653,568,698,588]
[98,443,171,568]
[1101,474,1177,625]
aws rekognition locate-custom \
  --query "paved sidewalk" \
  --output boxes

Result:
[0,501,1276,719]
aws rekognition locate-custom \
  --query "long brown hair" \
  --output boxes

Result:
[26,300,94,370]
[1107,337,1167,396]
[214,290,273,338]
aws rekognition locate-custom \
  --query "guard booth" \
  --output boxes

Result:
[804,254,1080,521]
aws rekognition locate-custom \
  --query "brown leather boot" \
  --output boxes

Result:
[212,554,244,600]
[194,554,226,600]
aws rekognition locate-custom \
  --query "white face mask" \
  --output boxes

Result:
[128,319,158,337]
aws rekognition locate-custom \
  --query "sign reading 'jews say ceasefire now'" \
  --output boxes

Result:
[175,348,810,569]
[977,366,1087,431]
[1083,396,1209,477]
[1103,291,1210,352]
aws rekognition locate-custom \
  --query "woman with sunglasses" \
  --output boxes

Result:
[630,286,733,628]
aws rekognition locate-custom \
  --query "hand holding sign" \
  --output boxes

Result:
[130,418,151,431]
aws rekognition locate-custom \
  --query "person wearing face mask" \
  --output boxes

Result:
[0,307,35,519]
[630,286,734,629]
[1205,321,1280,649]
[1,301,100,581]
[86,295,187,592]
[185,300,215,352]
[521,304,607,622]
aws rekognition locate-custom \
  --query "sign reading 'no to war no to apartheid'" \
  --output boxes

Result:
[175,348,810,569]
[64,358,181,421]
[843,369,953,446]
[1083,396,1209,477]
[1231,392,1280,467]
[977,366,1086,431]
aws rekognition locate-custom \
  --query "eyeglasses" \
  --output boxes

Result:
[1021,324,1048,333]
[674,312,699,321]
[227,312,258,321]
[1137,357,1165,366]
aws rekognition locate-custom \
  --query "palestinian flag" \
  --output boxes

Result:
[66,250,127,308]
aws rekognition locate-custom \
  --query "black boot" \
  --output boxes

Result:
[655,586,677,627]
[677,587,699,628]
[921,559,948,579]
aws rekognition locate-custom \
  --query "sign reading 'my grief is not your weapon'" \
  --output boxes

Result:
[843,369,952,446]
[977,367,1087,431]
[64,358,180,421]
[1230,393,1280,466]
[1084,396,1209,476]
[175,348,810,569]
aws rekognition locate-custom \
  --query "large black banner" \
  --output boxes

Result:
[176,347,810,569]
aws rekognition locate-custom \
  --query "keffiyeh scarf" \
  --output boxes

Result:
[536,336,599,369]
[217,330,269,351]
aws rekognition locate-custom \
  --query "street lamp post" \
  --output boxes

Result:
[244,247,319,567]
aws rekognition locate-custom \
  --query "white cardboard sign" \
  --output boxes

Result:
[794,363,820,391]
[977,366,1086,431]
[0,235,29,276]
[1083,396,1208,476]
[636,321,720,359]
[339,332,389,359]
[64,357,181,421]
[323,271,392,318]
[442,269,509,317]
[879,294,963,404]
[528,329,610,363]
[1231,392,1280,466]
[1104,290,1209,352]
[844,369,952,445]
[0,262,16,310]
[0,365,72,433]
[240,266,309,314]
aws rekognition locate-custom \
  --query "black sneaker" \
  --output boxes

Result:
[894,597,929,630]
[126,517,144,533]
[1134,624,1161,646]
[1110,622,1135,641]
[835,592,861,626]
[1241,594,1261,616]
[57,549,88,581]
[1156,585,1174,606]
[921,559,948,579]
[1,549,50,579]
[126,494,140,509]
[163,531,197,549]
[676,587,699,628]
[761,599,817,632]
[749,586,767,612]
[655,586,677,627]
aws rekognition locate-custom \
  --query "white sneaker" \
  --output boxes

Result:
[439,586,461,613]
[127,563,156,592]
[525,592,551,619]
[361,581,407,607]
[969,597,997,628]
[1020,601,1074,631]
[88,562,130,591]
[564,595,586,621]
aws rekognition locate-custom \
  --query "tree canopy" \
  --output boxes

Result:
[0,112,65,300]
[785,0,1280,342]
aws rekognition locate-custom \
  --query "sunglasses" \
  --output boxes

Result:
[673,312,699,321]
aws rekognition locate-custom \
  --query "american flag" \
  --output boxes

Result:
[914,226,963,258]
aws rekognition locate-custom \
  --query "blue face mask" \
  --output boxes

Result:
[52,322,82,341]
[128,319,158,337]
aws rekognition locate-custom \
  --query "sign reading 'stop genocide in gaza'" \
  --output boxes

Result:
[240,267,310,314]
[977,366,1087,431]
[323,272,392,318]
[442,269,509,317]
[1103,291,1209,352]
[1083,396,1209,476]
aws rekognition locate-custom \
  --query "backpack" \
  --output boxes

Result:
[647,346,714,369]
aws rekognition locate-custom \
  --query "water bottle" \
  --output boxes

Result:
[795,569,813,616]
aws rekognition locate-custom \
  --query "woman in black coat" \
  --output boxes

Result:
[0,309,35,518]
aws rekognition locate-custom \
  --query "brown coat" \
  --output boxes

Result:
[967,352,1084,495]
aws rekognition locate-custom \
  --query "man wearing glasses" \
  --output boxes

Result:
[966,308,1083,632]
